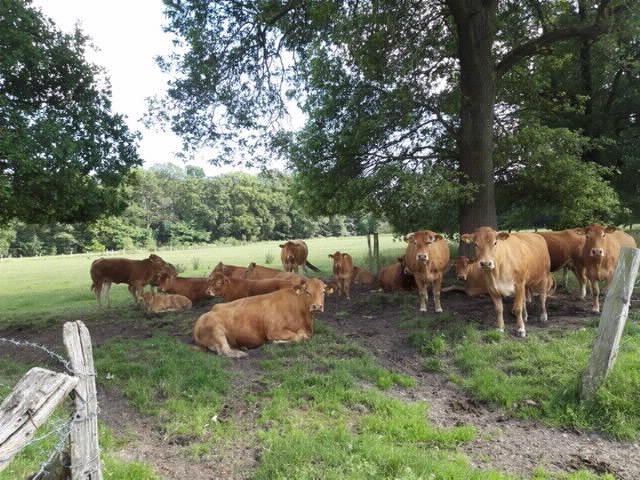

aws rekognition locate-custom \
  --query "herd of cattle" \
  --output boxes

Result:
[89,224,637,357]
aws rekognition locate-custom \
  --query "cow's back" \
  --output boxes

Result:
[91,257,139,284]
[501,233,550,287]
[379,263,401,291]
[539,230,584,271]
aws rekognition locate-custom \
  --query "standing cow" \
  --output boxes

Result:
[329,251,354,299]
[538,230,588,296]
[90,254,176,307]
[193,278,334,358]
[576,224,637,313]
[461,227,551,337]
[404,230,450,313]
[279,240,320,273]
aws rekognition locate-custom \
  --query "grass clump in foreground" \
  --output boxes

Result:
[95,336,231,441]
[403,310,640,440]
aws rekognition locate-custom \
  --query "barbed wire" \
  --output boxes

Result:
[0,337,73,373]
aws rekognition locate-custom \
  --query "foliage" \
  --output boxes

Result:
[0,0,141,224]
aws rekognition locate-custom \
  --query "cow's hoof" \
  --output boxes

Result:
[435,307,443,313]
[591,307,600,314]
[516,328,527,338]
[540,313,548,323]
[496,328,504,334]
[419,307,427,313]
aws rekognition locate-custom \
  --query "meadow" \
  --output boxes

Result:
[0,234,637,479]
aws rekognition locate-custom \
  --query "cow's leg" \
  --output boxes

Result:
[539,278,548,323]
[417,278,429,313]
[513,282,527,337]
[209,325,248,358]
[433,278,443,313]
[344,276,352,300]
[591,280,600,313]
[490,293,505,333]
[270,329,310,343]
[94,282,103,307]
[104,282,112,308]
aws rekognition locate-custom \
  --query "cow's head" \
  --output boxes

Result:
[455,256,474,281]
[207,273,228,297]
[329,251,344,273]
[461,227,508,271]
[405,230,444,265]
[293,278,335,312]
[279,241,297,271]
[575,223,617,258]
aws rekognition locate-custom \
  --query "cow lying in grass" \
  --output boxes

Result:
[141,291,192,313]
[194,278,334,358]
[157,274,212,303]
[206,272,302,302]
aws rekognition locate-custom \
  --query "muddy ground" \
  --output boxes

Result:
[1,284,639,479]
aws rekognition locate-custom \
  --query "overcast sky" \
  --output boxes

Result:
[32,0,290,176]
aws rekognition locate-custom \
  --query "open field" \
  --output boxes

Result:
[1,234,639,479]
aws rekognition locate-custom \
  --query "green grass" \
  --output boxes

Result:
[0,234,403,328]
[403,309,640,440]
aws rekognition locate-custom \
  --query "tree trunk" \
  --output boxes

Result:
[367,233,373,271]
[373,232,380,274]
[448,0,498,235]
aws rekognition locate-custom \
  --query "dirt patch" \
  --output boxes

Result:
[322,285,640,479]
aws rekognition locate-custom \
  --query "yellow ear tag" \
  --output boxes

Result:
[296,288,302,295]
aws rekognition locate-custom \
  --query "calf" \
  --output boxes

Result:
[353,266,376,286]
[157,274,213,303]
[404,230,450,313]
[193,278,334,358]
[141,291,192,313]
[461,228,551,337]
[576,224,637,312]
[90,254,176,306]
[378,257,416,292]
[329,251,354,299]
[207,272,301,302]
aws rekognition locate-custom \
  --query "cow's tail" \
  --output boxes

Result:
[305,260,321,272]
[547,274,557,298]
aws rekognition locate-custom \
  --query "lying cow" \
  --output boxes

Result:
[193,278,334,358]
[378,257,416,292]
[141,291,192,313]
[207,272,301,302]
[210,262,248,279]
[90,254,176,307]
[404,230,450,313]
[244,262,303,281]
[280,240,320,273]
[461,227,552,337]
[576,224,637,312]
[538,229,588,296]
[353,266,376,286]
[329,251,354,299]
[157,274,213,303]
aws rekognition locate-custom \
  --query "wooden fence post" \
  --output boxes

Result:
[0,368,78,473]
[63,321,103,480]
[580,247,640,401]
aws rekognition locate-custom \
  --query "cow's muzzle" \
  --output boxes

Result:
[591,248,604,257]
[310,304,324,312]
[416,254,429,263]
[457,274,467,281]
[479,260,495,270]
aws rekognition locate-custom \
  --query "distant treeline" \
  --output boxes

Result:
[0,165,389,257]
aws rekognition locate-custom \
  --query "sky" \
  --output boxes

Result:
[32,0,294,176]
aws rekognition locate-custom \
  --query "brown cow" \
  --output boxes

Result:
[576,224,637,313]
[90,254,176,307]
[329,251,354,299]
[157,274,213,303]
[353,266,376,286]
[404,231,450,313]
[210,262,248,279]
[461,228,551,337]
[279,240,320,273]
[538,230,588,296]
[141,291,192,313]
[193,278,334,358]
[244,262,304,281]
[378,257,416,292]
[207,272,301,302]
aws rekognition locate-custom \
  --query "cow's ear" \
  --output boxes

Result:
[325,284,336,294]
[434,234,444,241]
[405,233,415,244]
[396,256,404,263]
[497,232,510,241]
[605,225,618,233]
[328,254,334,259]
[460,234,474,244]
[574,228,586,236]
[279,244,285,248]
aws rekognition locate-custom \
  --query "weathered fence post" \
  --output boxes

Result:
[63,321,103,480]
[0,368,78,472]
[580,247,640,401]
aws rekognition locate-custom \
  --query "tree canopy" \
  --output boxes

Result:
[153,0,639,233]
[0,0,141,224]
